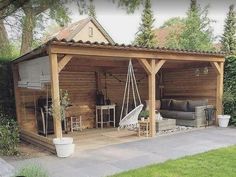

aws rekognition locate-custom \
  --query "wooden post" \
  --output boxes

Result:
[49,52,62,138]
[12,64,22,126]
[149,59,156,137]
[211,61,224,125]
[216,62,224,124]
[139,59,166,137]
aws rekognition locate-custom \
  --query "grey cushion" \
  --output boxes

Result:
[171,100,188,112]
[188,99,208,112]
[160,99,172,110]
[160,110,195,120]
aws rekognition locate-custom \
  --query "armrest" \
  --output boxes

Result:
[195,105,214,119]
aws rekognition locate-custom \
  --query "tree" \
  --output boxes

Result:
[160,17,185,29]
[87,0,96,18]
[20,0,70,55]
[178,0,214,50]
[113,0,144,13]
[133,0,156,47]
[164,0,214,50]
[158,17,185,48]
[0,0,29,20]
[221,5,236,55]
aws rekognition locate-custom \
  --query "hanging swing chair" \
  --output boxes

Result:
[119,60,143,129]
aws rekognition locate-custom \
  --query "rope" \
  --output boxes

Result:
[130,60,137,107]
[119,59,142,122]
[131,63,142,105]
[119,63,130,121]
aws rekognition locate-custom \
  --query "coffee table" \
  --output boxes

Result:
[156,118,176,132]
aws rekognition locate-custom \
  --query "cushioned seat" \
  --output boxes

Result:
[160,110,195,120]
[159,99,212,127]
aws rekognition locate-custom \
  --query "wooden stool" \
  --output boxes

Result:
[138,119,150,137]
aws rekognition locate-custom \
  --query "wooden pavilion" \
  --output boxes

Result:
[12,38,225,152]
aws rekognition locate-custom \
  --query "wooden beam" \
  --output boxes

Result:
[149,59,156,137]
[154,60,166,74]
[138,59,152,74]
[211,62,221,75]
[12,64,22,126]
[216,62,224,124]
[58,55,73,73]
[50,45,225,62]
[49,52,62,138]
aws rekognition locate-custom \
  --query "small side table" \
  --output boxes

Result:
[96,104,116,129]
[138,119,150,137]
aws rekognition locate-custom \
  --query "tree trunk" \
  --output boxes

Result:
[20,7,36,55]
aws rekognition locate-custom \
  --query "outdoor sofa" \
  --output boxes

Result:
[159,99,213,127]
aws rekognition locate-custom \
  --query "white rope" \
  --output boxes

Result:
[119,59,143,129]
[120,61,130,121]
[126,63,131,115]
[131,63,142,105]
[130,60,137,107]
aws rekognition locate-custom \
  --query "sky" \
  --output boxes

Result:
[66,0,236,44]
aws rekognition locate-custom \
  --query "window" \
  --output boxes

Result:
[89,27,93,37]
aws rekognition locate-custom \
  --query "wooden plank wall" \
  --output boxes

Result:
[18,87,48,133]
[100,71,148,123]
[162,67,217,105]
[59,71,96,129]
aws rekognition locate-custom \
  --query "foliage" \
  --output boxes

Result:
[160,17,185,29]
[88,0,96,18]
[165,0,214,51]
[15,164,49,177]
[0,0,29,20]
[111,145,236,177]
[133,0,156,48]
[19,0,71,54]
[139,110,149,118]
[0,112,19,156]
[113,0,144,14]
[224,56,236,125]
[49,90,70,122]
[221,5,236,55]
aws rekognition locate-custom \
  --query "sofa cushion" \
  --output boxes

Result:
[160,110,195,120]
[188,99,208,112]
[160,99,172,110]
[171,100,188,112]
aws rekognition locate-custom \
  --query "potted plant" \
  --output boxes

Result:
[218,89,234,127]
[139,110,149,121]
[49,90,75,157]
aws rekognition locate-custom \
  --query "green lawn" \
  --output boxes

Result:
[110,146,236,177]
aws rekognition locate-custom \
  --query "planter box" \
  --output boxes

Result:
[156,118,176,132]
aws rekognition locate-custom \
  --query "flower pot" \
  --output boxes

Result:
[218,115,231,128]
[53,137,75,157]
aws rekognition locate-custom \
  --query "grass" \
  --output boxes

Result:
[111,145,236,177]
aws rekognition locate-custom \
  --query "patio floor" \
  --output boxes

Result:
[8,127,236,177]
[48,128,145,152]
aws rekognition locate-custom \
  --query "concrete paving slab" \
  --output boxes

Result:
[7,127,236,177]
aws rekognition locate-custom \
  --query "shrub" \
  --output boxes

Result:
[15,164,49,177]
[224,56,236,125]
[0,112,19,155]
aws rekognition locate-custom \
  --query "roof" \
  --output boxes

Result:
[154,24,184,47]
[50,17,115,44]
[12,38,225,64]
